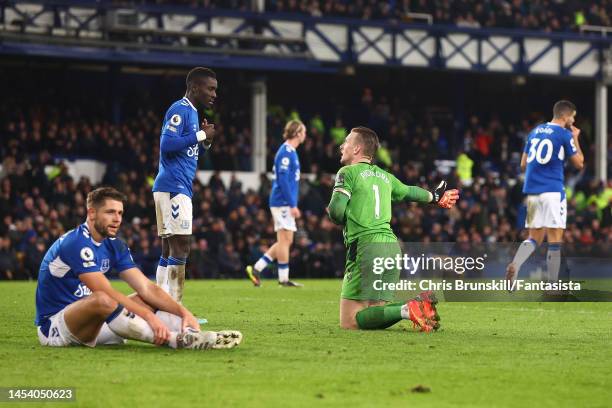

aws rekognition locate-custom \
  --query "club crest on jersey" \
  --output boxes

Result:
[100,258,110,273]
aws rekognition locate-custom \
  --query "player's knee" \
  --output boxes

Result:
[169,235,191,257]
[280,232,294,246]
[161,239,170,258]
[89,291,118,314]
[340,320,358,330]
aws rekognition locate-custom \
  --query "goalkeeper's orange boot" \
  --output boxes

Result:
[407,291,440,333]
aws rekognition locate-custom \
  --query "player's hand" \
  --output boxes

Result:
[180,310,201,333]
[438,189,459,209]
[146,314,171,346]
[570,125,580,139]
[201,119,215,146]
[291,207,301,219]
[431,181,460,209]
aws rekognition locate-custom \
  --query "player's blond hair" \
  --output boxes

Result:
[283,120,304,140]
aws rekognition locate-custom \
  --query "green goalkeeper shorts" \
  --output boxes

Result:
[341,233,401,302]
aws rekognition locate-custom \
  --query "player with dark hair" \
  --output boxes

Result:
[153,67,217,302]
[327,127,460,331]
[506,100,584,289]
[35,187,242,349]
[246,119,306,287]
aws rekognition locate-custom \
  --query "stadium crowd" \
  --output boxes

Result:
[1,89,611,280]
[266,0,611,31]
[112,0,612,32]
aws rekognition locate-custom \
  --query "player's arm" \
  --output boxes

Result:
[275,153,298,208]
[160,109,206,152]
[327,190,349,225]
[327,167,352,225]
[568,126,584,170]
[119,267,199,332]
[391,176,459,209]
[200,118,215,149]
[520,152,528,172]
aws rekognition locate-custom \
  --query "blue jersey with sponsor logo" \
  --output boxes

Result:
[153,97,202,198]
[35,223,136,328]
[523,122,577,196]
[270,142,300,207]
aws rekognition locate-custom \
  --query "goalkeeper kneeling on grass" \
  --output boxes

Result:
[326,127,459,332]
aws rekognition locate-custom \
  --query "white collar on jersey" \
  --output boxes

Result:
[283,142,295,152]
[546,122,562,128]
[183,96,197,112]
[82,222,102,247]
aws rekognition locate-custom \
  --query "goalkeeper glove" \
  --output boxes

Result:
[431,181,459,209]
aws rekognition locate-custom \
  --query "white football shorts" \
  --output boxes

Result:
[525,192,567,229]
[270,206,297,232]
[37,308,125,347]
[154,192,193,237]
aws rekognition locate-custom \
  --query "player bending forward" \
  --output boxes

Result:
[327,127,459,331]
[35,187,242,350]
[506,100,584,288]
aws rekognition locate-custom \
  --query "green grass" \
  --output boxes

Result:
[1,280,612,407]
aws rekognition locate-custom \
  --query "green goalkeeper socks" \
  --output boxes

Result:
[355,303,404,330]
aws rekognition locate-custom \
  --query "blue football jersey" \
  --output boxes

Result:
[270,142,300,207]
[35,223,136,331]
[523,122,577,196]
[153,97,202,198]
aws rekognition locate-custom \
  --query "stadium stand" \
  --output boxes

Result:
[1,87,610,280]
[111,0,612,32]
[266,0,600,31]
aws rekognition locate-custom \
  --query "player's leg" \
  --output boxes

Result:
[339,235,437,331]
[247,244,276,287]
[95,293,155,346]
[545,194,566,282]
[276,229,300,286]
[340,298,439,332]
[156,238,170,291]
[154,192,171,292]
[62,291,168,347]
[339,298,372,329]
[545,228,564,282]
[247,206,296,286]
[128,293,182,333]
[65,292,240,350]
[506,194,546,284]
[164,193,193,302]
[167,235,190,302]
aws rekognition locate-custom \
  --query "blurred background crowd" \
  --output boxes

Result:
[109,0,612,32]
[1,81,610,280]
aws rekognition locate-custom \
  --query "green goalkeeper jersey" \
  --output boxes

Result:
[333,162,407,245]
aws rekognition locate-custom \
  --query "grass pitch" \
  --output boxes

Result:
[1,280,611,407]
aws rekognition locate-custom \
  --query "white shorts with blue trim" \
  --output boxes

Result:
[154,192,193,237]
[270,206,297,232]
[525,192,567,229]
[37,308,125,347]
